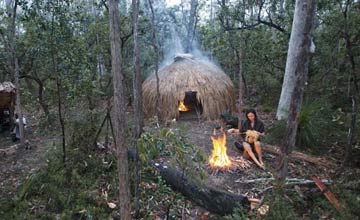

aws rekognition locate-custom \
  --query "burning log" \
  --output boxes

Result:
[208,128,251,171]
[209,130,232,169]
[178,100,189,112]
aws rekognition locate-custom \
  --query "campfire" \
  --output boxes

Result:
[209,128,250,170]
[209,130,232,169]
[178,100,189,112]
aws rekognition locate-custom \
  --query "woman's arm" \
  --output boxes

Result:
[228,128,240,134]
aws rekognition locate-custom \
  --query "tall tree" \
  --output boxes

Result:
[338,0,359,166]
[276,0,315,120]
[148,0,161,123]
[276,0,316,184]
[185,0,198,52]
[9,0,25,147]
[217,0,247,120]
[132,0,143,140]
[109,0,131,218]
[132,0,142,217]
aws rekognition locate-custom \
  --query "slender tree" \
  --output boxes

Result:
[109,0,131,218]
[132,0,143,217]
[8,0,25,147]
[148,0,161,123]
[132,0,143,139]
[185,0,198,53]
[276,0,316,184]
[339,0,358,166]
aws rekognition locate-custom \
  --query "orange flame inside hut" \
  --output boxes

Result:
[209,130,232,169]
[178,100,189,112]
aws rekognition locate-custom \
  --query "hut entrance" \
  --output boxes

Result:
[178,91,202,120]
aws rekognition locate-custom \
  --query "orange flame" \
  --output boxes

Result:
[209,130,232,169]
[178,100,189,112]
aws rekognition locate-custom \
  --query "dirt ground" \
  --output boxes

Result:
[0,121,57,200]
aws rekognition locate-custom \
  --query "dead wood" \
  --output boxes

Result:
[235,177,331,186]
[127,149,249,215]
[263,144,334,168]
[312,176,343,211]
[0,144,19,156]
[156,164,250,215]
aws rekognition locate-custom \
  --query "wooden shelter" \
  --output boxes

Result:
[0,82,16,130]
[142,54,235,120]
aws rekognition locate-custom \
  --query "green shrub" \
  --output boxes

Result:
[265,99,341,154]
[265,192,299,220]
[225,204,255,220]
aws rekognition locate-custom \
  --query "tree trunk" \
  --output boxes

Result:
[56,77,66,165]
[148,0,161,123]
[19,75,49,116]
[276,0,316,185]
[235,48,246,106]
[9,0,25,147]
[342,1,358,165]
[276,0,315,120]
[344,96,356,167]
[185,0,198,53]
[132,0,142,217]
[49,5,66,165]
[132,0,143,139]
[109,0,131,219]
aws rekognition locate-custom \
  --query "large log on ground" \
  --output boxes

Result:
[263,144,334,168]
[127,150,249,215]
[156,164,250,215]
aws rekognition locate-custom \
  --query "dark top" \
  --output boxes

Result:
[240,119,265,139]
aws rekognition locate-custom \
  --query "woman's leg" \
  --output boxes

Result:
[243,142,264,169]
[254,141,264,165]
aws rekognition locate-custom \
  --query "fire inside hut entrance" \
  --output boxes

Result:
[178,91,203,120]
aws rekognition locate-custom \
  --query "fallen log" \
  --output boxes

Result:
[263,144,334,168]
[156,164,250,215]
[127,149,250,215]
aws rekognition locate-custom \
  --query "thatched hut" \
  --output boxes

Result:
[0,82,16,129]
[142,54,235,120]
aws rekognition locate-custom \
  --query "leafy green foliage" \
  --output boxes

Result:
[264,191,300,220]
[225,204,256,220]
[265,99,342,154]
[138,126,207,178]
[1,145,118,219]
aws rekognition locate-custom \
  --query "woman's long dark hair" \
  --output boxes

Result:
[245,109,258,121]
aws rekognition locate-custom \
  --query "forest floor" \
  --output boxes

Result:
[0,110,347,219]
[0,117,58,201]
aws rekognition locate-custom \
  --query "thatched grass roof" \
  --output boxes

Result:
[0,82,16,93]
[0,82,16,108]
[143,55,235,120]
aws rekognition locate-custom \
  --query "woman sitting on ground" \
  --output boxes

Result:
[228,109,265,169]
